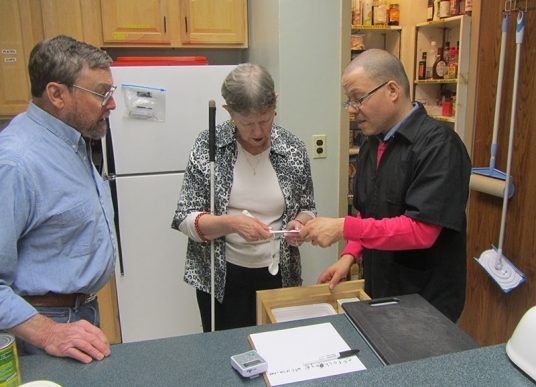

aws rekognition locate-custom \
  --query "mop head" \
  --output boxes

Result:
[475,248,526,293]
[471,167,508,181]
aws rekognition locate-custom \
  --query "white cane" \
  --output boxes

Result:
[208,100,216,332]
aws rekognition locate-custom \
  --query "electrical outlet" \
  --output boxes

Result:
[312,134,327,159]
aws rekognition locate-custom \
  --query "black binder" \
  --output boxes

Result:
[342,294,478,365]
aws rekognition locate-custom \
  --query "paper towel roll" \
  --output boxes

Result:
[469,174,514,198]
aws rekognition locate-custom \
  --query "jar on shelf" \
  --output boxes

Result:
[388,4,400,26]
[449,0,460,16]
[362,0,373,25]
[439,0,450,18]
[351,34,365,51]
[464,0,472,16]
[352,0,362,25]
[442,96,453,117]
[373,1,388,25]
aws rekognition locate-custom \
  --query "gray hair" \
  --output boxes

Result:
[221,63,277,114]
[344,49,410,97]
[28,35,112,97]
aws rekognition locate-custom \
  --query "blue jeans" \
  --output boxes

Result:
[16,298,100,356]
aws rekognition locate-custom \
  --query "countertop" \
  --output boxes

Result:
[19,314,534,386]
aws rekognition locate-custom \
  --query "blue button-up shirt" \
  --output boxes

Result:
[0,103,117,329]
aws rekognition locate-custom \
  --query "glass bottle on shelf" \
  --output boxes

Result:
[442,94,453,117]
[426,41,437,79]
[464,0,472,16]
[388,4,400,26]
[434,0,441,20]
[449,0,460,16]
[352,0,362,25]
[427,0,434,21]
[447,41,459,79]
[362,0,373,25]
[418,51,427,80]
[373,0,388,25]
[432,47,448,79]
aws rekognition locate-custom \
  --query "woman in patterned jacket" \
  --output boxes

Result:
[172,63,316,331]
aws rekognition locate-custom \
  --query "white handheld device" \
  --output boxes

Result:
[230,350,268,378]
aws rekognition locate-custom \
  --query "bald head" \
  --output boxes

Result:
[344,49,410,98]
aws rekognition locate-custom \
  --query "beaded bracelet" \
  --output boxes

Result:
[195,212,210,242]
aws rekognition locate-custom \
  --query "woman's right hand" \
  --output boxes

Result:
[234,213,271,241]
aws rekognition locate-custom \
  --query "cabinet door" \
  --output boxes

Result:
[101,0,170,44]
[0,0,40,117]
[181,0,247,45]
[96,275,121,344]
[41,0,103,47]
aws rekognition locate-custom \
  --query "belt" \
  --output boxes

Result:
[23,292,96,308]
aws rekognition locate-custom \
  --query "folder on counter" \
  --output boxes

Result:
[342,294,478,365]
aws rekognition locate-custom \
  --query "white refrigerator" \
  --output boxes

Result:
[104,64,234,343]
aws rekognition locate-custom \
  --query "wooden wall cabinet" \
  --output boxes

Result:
[100,0,171,45]
[99,0,247,47]
[0,0,42,118]
[180,0,247,46]
[41,0,103,47]
[0,0,103,118]
[0,0,248,116]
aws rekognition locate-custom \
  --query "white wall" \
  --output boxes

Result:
[248,0,351,284]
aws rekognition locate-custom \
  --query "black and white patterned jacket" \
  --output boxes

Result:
[171,120,316,302]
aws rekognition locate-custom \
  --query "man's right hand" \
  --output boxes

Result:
[317,254,355,290]
[10,313,111,363]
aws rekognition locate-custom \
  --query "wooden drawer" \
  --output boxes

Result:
[256,280,370,325]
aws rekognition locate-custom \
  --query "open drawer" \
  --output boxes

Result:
[256,280,370,325]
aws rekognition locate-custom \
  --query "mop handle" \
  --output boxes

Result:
[489,14,509,171]
[496,11,524,267]
[208,100,216,332]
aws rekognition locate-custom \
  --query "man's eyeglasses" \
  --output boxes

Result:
[72,84,117,106]
[343,81,389,110]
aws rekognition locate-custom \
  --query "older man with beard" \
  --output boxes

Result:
[0,35,117,363]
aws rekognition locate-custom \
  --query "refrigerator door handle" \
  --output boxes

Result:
[109,178,125,276]
[105,119,125,276]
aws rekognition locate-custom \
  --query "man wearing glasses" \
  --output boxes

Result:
[0,35,117,363]
[300,49,471,322]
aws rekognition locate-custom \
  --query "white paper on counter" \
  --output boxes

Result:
[249,322,366,386]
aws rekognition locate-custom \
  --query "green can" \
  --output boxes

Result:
[0,334,20,387]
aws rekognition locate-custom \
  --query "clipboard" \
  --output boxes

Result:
[342,294,478,365]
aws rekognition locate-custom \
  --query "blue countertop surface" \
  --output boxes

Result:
[19,314,535,386]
